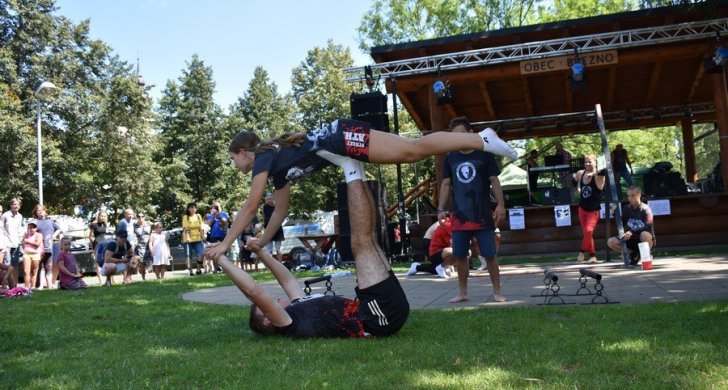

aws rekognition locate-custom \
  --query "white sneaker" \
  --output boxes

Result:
[476,256,486,271]
[435,264,448,278]
[478,127,518,161]
[405,262,420,276]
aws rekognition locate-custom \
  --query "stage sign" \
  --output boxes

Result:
[509,208,525,230]
[648,199,671,216]
[520,50,618,75]
[554,205,572,227]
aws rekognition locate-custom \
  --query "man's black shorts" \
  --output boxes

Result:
[625,232,655,252]
[355,270,409,337]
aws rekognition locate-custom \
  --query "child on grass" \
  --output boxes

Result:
[148,222,171,279]
[57,237,88,290]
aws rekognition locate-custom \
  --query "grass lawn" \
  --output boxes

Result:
[2,267,727,390]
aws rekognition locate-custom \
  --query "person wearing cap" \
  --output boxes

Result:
[22,220,43,289]
[99,229,139,286]
[262,192,285,263]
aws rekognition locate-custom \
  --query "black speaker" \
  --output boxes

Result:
[336,181,388,261]
[351,92,390,132]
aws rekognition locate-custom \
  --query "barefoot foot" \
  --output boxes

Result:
[449,295,468,303]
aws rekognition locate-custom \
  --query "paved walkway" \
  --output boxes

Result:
[181,254,728,309]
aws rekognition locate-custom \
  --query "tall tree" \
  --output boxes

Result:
[157,55,225,206]
[537,0,635,22]
[1,0,158,217]
[219,67,297,212]
[288,41,358,215]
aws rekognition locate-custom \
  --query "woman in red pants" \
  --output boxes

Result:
[575,155,605,264]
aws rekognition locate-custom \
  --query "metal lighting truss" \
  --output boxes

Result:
[471,102,715,134]
[345,18,728,82]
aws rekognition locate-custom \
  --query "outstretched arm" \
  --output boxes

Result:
[207,171,268,259]
[254,183,291,248]
[247,239,304,301]
[216,254,292,327]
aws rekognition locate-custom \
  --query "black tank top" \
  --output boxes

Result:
[578,172,602,211]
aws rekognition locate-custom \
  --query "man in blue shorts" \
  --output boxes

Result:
[437,117,507,303]
[213,154,409,338]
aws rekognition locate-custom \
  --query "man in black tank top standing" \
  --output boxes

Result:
[575,155,606,264]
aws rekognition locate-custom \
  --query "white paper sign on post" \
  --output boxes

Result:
[647,199,671,216]
[599,202,621,219]
[508,208,525,230]
[554,205,572,227]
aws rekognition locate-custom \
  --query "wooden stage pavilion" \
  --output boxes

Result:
[346,1,728,256]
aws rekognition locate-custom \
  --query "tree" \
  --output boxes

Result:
[357,0,537,52]
[156,55,225,208]
[287,41,359,216]
[1,0,159,218]
[536,0,635,23]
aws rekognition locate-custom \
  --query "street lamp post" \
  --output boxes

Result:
[34,81,60,205]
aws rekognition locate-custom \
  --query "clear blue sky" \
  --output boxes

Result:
[55,0,374,109]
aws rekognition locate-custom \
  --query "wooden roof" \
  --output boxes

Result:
[368,1,728,139]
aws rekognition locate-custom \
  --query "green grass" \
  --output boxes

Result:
[2,272,727,389]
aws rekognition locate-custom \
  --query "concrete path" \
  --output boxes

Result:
[181,254,728,309]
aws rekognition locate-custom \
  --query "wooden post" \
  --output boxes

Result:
[680,117,697,183]
[712,71,728,193]
[430,82,447,207]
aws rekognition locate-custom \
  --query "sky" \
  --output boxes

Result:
[54,0,374,110]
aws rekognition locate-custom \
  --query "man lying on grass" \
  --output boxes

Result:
[211,157,409,338]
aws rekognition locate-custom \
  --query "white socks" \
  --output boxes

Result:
[478,127,518,161]
[316,150,365,183]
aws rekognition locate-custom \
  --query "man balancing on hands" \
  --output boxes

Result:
[209,153,409,338]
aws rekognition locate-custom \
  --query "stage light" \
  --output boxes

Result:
[713,47,728,66]
[433,80,446,94]
[433,80,453,105]
[704,47,728,73]
[570,59,587,91]
[571,62,585,82]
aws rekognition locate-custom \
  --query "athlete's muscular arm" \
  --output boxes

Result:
[206,171,268,260]
[247,239,304,301]
[216,254,292,327]
[253,183,291,249]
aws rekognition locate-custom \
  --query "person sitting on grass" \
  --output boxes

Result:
[607,186,655,266]
[99,230,139,286]
[57,237,88,290]
[209,155,409,338]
